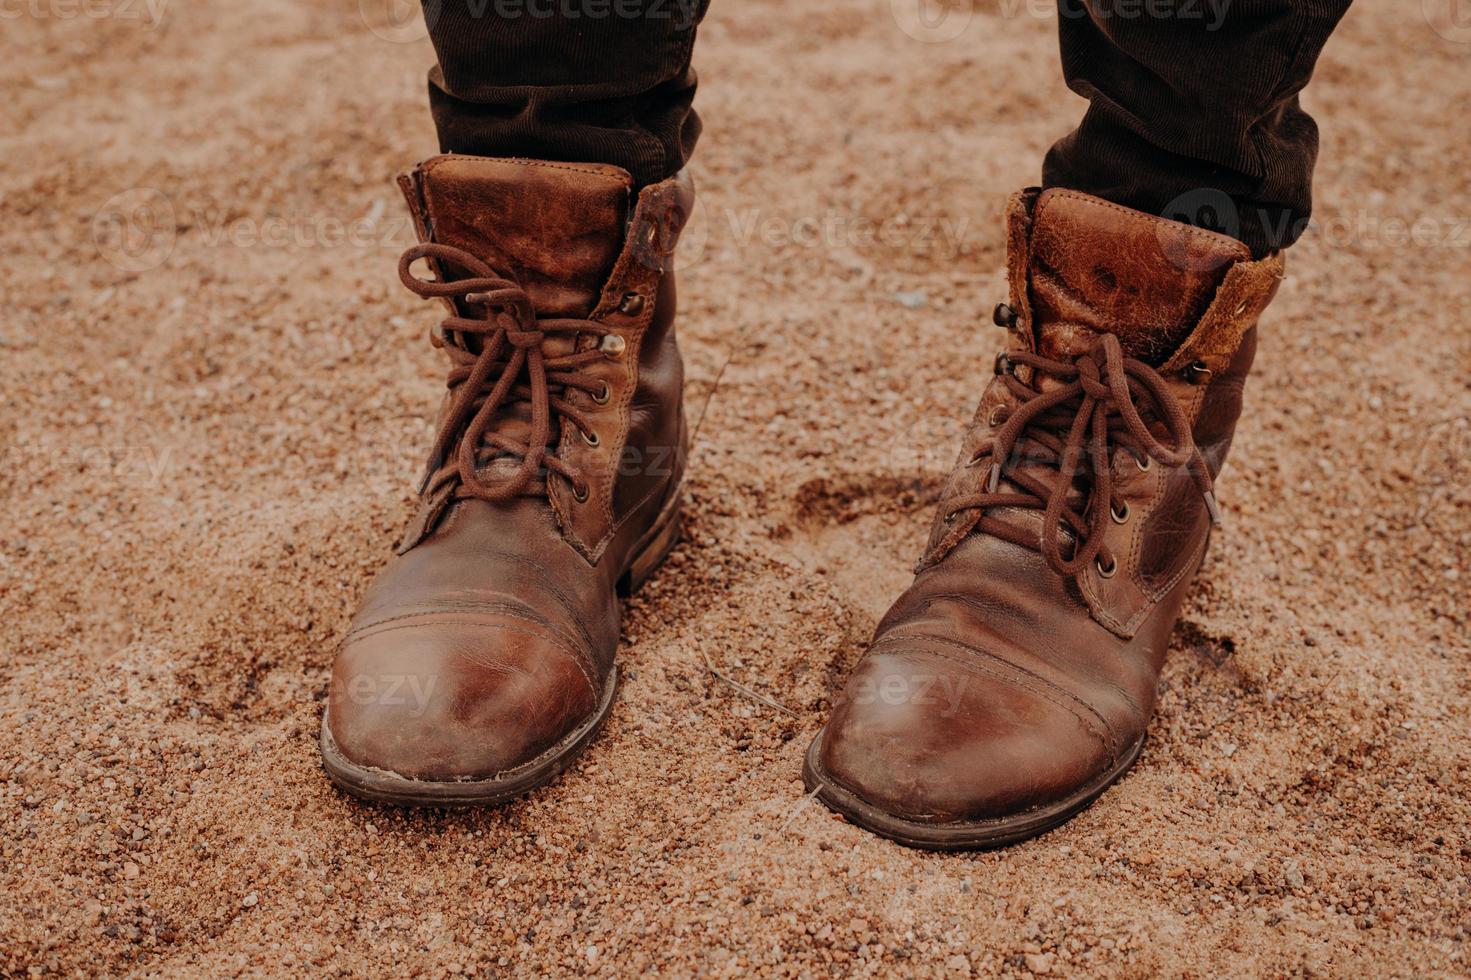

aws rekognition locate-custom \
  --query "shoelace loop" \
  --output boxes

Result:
[399,242,614,503]
[945,332,1219,579]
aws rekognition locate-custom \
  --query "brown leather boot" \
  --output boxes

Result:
[804,188,1285,849]
[320,155,692,805]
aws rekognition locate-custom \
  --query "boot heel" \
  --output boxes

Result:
[619,494,682,596]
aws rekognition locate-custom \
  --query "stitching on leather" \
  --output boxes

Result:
[1093,522,1208,637]
[899,643,1116,766]
[553,184,669,562]
[466,556,599,652]
[421,155,633,186]
[348,590,598,681]
[873,633,1118,763]
[1123,487,1209,635]
[590,467,680,565]
[1122,443,1171,601]
[342,615,598,697]
[906,592,1149,723]
[420,156,632,250]
[347,603,584,659]
[560,268,649,549]
[1162,254,1281,372]
[348,595,590,659]
[556,248,676,562]
[601,278,651,529]
[1039,190,1251,258]
[918,435,988,568]
[880,631,1121,759]
[1130,384,1207,603]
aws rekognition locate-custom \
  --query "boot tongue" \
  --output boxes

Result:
[1027,189,1250,366]
[410,156,634,479]
[416,155,633,317]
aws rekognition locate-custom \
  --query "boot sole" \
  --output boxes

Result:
[319,493,682,807]
[801,728,1145,851]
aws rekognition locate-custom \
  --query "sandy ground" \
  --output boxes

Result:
[2,0,1470,974]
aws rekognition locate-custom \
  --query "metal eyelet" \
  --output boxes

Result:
[1183,359,1213,385]
[591,383,611,405]
[992,302,1018,328]
[993,352,1013,376]
[1111,501,1130,524]
[1135,454,1152,472]
[581,429,600,448]
[988,406,1007,427]
[572,483,589,503]
[600,334,627,357]
[1096,556,1117,578]
[429,324,446,349]
[618,292,645,317]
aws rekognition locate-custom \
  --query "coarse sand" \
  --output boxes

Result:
[2,0,1469,974]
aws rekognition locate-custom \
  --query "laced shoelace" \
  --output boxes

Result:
[943,332,1219,579]
[399,242,616,502]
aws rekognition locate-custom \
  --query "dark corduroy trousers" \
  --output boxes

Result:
[422,0,1352,256]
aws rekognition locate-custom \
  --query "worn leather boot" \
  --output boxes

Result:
[321,155,692,805]
[804,188,1285,849]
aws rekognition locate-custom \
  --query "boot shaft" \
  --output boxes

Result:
[1000,188,1284,461]
[395,155,694,561]
[917,188,1285,638]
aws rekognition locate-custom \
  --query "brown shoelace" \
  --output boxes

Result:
[944,332,1219,579]
[399,242,615,502]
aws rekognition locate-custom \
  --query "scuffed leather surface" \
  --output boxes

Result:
[820,533,1196,824]
[417,156,632,317]
[1027,189,1249,366]
[329,500,603,780]
[548,170,693,559]
[325,158,688,782]
[1192,327,1257,475]
[817,189,1283,825]
[615,269,685,519]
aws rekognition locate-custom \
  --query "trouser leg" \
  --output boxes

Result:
[422,0,710,186]
[1042,0,1353,256]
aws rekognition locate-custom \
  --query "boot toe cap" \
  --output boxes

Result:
[325,611,601,782]
[815,646,1118,825]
